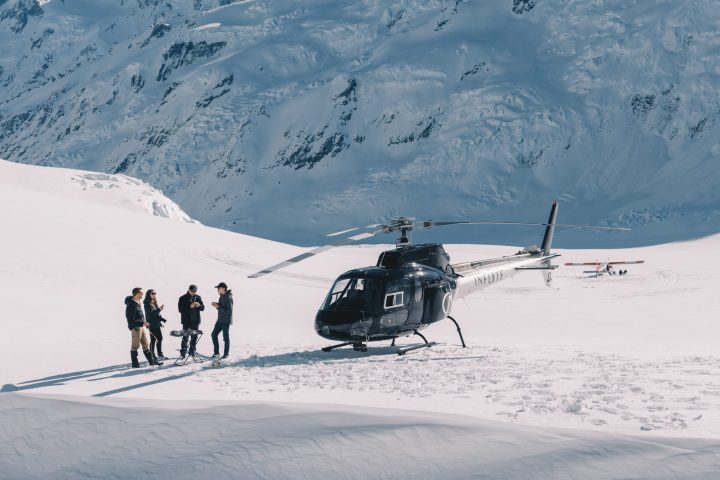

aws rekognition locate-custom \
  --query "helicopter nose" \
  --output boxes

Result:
[316,309,366,326]
[315,310,373,340]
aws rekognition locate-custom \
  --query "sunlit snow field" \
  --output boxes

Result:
[2,160,719,478]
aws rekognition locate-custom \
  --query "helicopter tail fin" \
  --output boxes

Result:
[541,200,559,255]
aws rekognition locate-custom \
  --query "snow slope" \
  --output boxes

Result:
[2,161,720,477]
[1,0,720,245]
[3,394,720,480]
[0,160,197,222]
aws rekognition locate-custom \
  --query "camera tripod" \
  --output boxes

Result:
[169,329,208,366]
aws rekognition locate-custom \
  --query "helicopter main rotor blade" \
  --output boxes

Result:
[248,231,379,278]
[326,224,383,237]
[557,224,630,232]
[423,221,630,232]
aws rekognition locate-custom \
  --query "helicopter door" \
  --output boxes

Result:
[405,277,424,326]
[379,279,411,329]
[422,280,450,324]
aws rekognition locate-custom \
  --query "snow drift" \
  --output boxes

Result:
[2,393,720,480]
[0,160,197,222]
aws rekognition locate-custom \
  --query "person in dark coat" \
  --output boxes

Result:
[211,282,233,359]
[178,284,204,358]
[125,287,160,367]
[143,289,168,359]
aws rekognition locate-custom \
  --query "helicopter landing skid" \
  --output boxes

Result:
[321,342,353,352]
[321,341,369,352]
[447,315,467,348]
[397,331,436,356]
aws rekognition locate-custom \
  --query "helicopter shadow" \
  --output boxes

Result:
[225,346,401,369]
[224,344,487,369]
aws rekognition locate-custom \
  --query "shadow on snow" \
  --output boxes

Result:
[2,343,480,396]
[2,363,133,393]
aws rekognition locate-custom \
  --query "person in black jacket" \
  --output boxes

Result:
[125,287,161,367]
[144,289,168,359]
[211,282,233,359]
[178,284,204,359]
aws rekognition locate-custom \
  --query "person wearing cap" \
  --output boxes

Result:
[124,287,161,367]
[210,282,233,359]
[178,285,204,359]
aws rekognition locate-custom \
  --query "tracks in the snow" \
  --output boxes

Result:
[188,344,720,436]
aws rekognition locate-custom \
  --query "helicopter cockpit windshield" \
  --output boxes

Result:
[322,277,383,313]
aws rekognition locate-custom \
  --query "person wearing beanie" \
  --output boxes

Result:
[177,284,204,359]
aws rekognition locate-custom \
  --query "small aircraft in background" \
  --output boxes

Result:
[564,260,645,277]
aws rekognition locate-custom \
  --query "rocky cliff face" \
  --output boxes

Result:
[1,0,719,246]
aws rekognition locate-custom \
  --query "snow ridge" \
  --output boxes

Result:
[0,159,197,222]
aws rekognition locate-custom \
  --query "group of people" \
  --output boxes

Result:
[124,283,234,368]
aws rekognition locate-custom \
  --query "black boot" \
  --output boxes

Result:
[152,351,163,366]
[130,350,140,368]
[143,349,162,366]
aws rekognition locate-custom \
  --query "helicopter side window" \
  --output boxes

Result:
[384,291,403,309]
[384,279,411,310]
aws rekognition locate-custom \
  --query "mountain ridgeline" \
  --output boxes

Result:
[1,0,719,246]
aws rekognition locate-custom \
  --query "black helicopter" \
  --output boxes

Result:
[249,202,627,354]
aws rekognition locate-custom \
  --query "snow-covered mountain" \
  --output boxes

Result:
[1,0,719,245]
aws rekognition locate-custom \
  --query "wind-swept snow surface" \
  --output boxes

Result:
[1,0,720,245]
[3,394,720,480]
[1,161,720,477]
